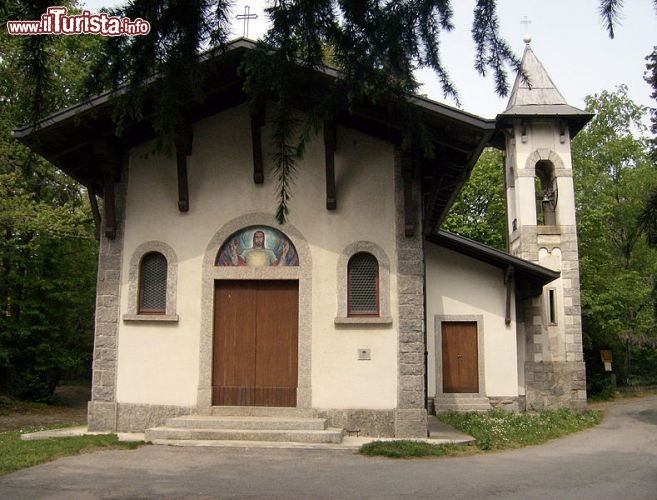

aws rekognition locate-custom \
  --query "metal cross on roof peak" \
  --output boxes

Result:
[236,5,258,38]
[521,16,532,44]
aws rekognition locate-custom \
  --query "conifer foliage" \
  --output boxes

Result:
[1,2,102,400]
[12,0,523,223]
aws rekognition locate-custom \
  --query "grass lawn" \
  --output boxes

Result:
[0,388,143,476]
[360,408,602,458]
[360,440,477,458]
[0,429,141,476]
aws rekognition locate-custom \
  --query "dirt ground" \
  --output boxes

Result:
[0,385,89,432]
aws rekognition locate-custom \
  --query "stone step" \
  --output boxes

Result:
[210,406,318,418]
[435,393,491,400]
[434,395,491,413]
[145,427,344,444]
[163,415,328,431]
[435,403,492,412]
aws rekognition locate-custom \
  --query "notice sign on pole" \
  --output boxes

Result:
[601,350,613,372]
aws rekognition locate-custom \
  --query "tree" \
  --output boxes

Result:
[12,0,524,222]
[571,86,657,385]
[603,1,657,248]
[0,1,103,400]
[442,148,506,250]
[637,47,657,242]
[647,47,657,159]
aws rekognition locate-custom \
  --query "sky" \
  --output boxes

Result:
[81,0,656,120]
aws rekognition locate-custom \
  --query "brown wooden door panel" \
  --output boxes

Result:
[212,386,255,406]
[442,321,479,393]
[212,280,298,407]
[255,281,298,406]
[213,282,257,405]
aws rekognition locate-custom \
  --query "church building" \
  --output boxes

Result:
[15,38,591,442]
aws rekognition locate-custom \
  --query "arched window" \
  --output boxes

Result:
[139,252,168,314]
[348,252,379,316]
[535,160,557,225]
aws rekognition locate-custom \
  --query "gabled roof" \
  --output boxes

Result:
[497,42,592,137]
[426,230,559,299]
[14,39,495,228]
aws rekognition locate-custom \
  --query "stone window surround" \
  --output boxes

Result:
[433,315,486,397]
[335,241,392,325]
[123,241,179,322]
[196,213,313,410]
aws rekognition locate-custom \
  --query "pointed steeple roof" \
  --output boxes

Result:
[497,41,592,137]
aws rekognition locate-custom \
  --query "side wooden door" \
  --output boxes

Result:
[442,321,479,393]
[213,280,298,406]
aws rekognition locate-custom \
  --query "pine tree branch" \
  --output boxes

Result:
[599,0,624,39]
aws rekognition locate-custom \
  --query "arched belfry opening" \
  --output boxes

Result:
[535,160,557,226]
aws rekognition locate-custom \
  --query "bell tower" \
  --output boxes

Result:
[497,36,593,410]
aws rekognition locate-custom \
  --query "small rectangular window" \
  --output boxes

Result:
[548,289,557,325]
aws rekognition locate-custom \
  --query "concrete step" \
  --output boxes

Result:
[145,427,344,443]
[210,406,317,418]
[163,415,328,431]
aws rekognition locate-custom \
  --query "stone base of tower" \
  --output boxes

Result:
[524,361,587,411]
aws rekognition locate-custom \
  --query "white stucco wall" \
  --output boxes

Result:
[115,103,398,408]
[425,243,519,398]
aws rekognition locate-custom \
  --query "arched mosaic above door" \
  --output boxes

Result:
[215,225,299,267]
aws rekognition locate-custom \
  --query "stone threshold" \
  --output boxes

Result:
[20,426,475,449]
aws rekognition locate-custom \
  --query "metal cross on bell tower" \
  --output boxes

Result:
[521,16,532,44]
[236,5,258,38]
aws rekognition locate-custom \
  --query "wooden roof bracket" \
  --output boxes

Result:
[324,119,337,210]
[401,151,417,237]
[504,266,514,325]
[91,140,120,239]
[250,103,266,184]
[422,153,448,235]
[103,175,116,238]
[174,122,193,212]
[87,188,102,241]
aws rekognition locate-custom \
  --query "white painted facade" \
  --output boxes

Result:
[425,244,520,400]
[116,103,400,410]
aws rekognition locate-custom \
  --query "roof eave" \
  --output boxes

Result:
[426,230,560,298]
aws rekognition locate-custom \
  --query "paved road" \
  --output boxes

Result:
[1,395,656,499]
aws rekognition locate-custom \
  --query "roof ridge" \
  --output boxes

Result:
[505,44,567,110]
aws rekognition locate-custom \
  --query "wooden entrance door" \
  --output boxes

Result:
[213,280,299,406]
[442,321,479,393]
